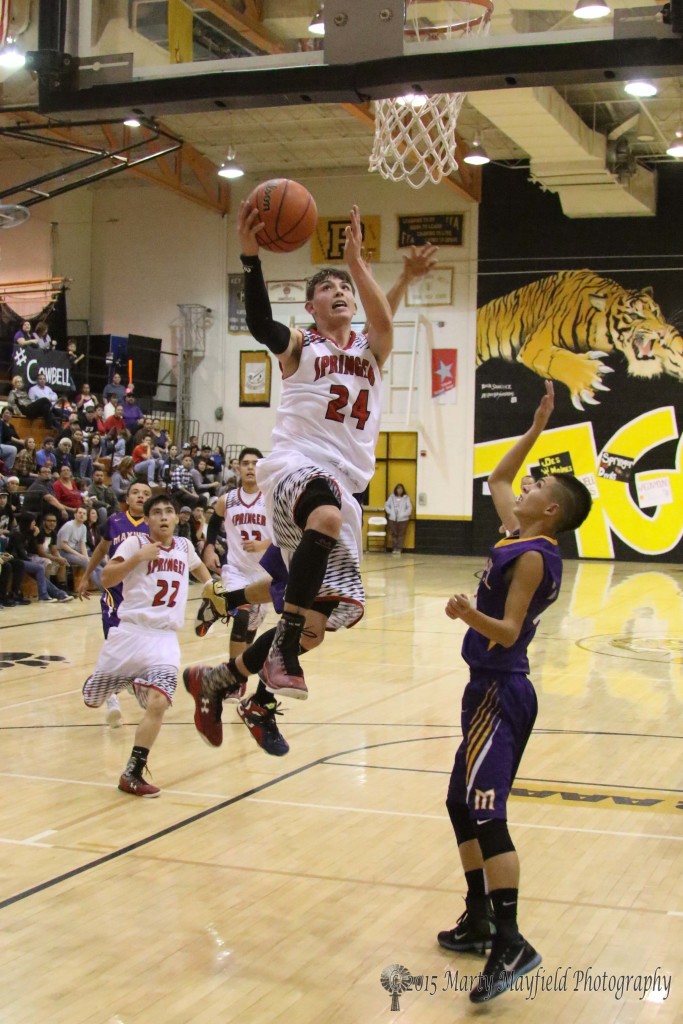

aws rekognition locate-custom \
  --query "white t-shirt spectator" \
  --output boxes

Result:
[57,518,86,552]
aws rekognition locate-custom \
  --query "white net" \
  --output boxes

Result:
[369,0,493,189]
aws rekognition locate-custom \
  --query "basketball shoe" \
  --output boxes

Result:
[469,935,542,1003]
[438,900,495,954]
[106,694,123,728]
[118,770,160,798]
[261,613,308,699]
[194,578,229,637]
[236,694,289,756]
[183,662,245,746]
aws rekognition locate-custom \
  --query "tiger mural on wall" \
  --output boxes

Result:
[476,270,683,409]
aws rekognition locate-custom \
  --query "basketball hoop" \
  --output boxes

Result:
[369,0,493,189]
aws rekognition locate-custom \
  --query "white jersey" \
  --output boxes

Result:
[114,534,201,631]
[222,487,272,585]
[269,328,382,493]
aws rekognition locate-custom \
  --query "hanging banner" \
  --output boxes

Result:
[311,215,381,263]
[431,348,457,403]
[11,348,75,392]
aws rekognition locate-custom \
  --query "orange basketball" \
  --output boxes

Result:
[246,178,318,253]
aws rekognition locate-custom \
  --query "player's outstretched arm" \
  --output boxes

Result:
[488,382,555,533]
[384,243,439,316]
[76,537,111,600]
[237,201,302,369]
[344,205,393,367]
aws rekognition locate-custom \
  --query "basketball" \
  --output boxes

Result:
[246,178,318,253]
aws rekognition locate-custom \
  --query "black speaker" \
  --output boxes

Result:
[128,334,162,398]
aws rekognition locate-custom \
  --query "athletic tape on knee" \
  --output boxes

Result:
[447,801,477,846]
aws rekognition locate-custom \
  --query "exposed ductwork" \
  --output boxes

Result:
[467,86,657,217]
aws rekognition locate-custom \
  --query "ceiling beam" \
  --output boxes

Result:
[189,0,288,54]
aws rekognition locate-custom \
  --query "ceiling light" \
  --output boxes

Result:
[123,117,141,128]
[396,93,428,109]
[624,80,657,98]
[463,136,490,166]
[666,129,683,158]
[573,0,611,18]
[0,38,26,69]
[635,112,655,143]
[217,146,244,179]
[308,5,325,36]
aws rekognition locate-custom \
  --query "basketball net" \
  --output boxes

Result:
[369,0,493,189]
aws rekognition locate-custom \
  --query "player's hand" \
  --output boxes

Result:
[445,593,472,620]
[343,205,363,267]
[401,243,438,282]
[533,381,555,431]
[76,575,91,601]
[237,200,265,257]
[242,539,259,553]
[137,541,163,563]
[203,546,221,572]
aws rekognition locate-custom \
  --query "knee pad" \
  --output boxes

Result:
[446,801,477,846]
[294,476,341,530]
[230,608,251,644]
[474,818,516,860]
[245,628,257,645]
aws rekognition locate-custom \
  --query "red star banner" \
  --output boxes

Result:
[431,348,457,399]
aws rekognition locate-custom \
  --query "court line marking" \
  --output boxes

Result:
[0,771,236,800]
[247,797,683,842]
[0,688,82,711]
[0,731,679,913]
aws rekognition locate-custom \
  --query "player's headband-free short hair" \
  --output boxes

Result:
[238,447,263,463]
[549,474,593,533]
[305,269,355,301]
[143,494,180,516]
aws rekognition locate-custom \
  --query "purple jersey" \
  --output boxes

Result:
[100,510,149,635]
[462,535,562,674]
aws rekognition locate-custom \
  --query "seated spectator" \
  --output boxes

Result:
[57,412,81,443]
[103,403,128,457]
[57,506,91,575]
[175,506,194,542]
[52,396,73,428]
[84,506,101,554]
[13,320,38,346]
[0,406,23,471]
[160,443,180,484]
[0,489,17,546]
[0,548,27,606]
[5,476,22,516]
[28,371,58,407]
[133,416,155,448]
[35,437,57,473]
[151,418,169,453]
[171,453,207,510]
[212,445,225,477]
[88,432,107,470]
[7,374,60,428]
[122,389,145,434]
[190,506,206,555]
[192,457,220,499]
[131,436,157,485]
[14,437,39,486]
[93,405,107,434]
[111,456,136,503]
[23,464,69,522]
[87,467,117,526]
[79,405,100,434]
[8,512,72,602]
[102,371,126,406]
[222,457,241,492]
[37,511,69,590]
[52,464,84,513]
[35,321,54,350]
[55,438,76,475]
[75,382,97,412]
[71,428,94,480]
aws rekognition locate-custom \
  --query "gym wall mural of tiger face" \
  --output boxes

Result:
[473,268,683,564]
[476,270,683,411]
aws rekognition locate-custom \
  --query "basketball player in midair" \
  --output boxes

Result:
[82,495,211,796]
[439,382,592,1002]
[77,480,153,727]
[185,205,436,755]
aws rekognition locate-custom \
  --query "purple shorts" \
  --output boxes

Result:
[447,671,538,821]
[259,543,288,614]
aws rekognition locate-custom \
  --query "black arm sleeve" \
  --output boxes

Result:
[241,254,291,355]
[205,512,223,548]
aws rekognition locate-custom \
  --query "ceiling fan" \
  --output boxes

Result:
[0,204,30,228]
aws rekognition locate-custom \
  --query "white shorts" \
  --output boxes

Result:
[82,621,180,710]
[256,449,364,630]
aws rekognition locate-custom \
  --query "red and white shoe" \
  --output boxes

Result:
[183,665,223,747]
[260,616,308,700]
[118,771,160,798]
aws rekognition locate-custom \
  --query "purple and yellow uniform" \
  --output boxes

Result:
[100,511,149,636]
[448,535,562,821]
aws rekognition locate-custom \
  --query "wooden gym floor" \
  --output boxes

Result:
[0,553,681,1023]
